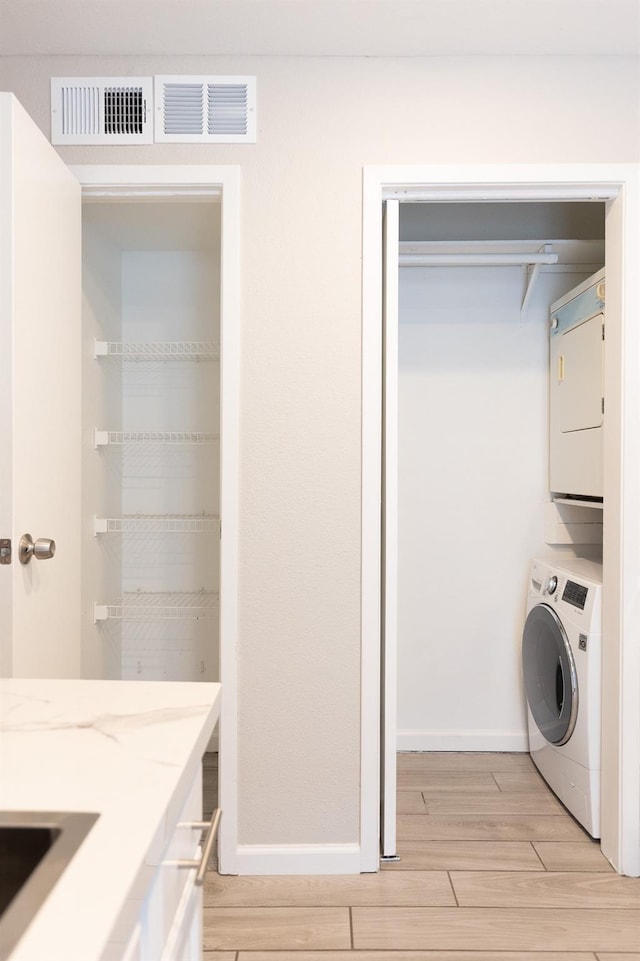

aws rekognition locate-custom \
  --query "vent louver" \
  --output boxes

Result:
[51,78,153,144]
[163,83,203,135]
[155,76,256,143]
[104,87,145,135]
[208,84,249,136]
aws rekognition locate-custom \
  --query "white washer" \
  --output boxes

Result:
[522,557,602,837]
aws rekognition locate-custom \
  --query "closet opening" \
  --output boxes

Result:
[361,166,640,879]
[80,197,222,685]
[73,165,241,874]
[395,199,604,753]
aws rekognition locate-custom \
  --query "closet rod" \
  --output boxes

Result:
[399,251,559,267]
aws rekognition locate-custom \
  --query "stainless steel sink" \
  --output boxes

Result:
[0,811,98,960]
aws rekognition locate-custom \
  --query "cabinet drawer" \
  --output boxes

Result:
[141,768,203,960]
[160,871,203,961]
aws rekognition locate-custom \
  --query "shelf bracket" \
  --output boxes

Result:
[521,245,553,318]
[94,604,108,623]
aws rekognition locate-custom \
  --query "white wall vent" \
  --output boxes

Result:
[154,76,256,143]
[51,77,153,144]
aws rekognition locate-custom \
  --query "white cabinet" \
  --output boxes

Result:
[103,761,219,961]
[139,767,205,961]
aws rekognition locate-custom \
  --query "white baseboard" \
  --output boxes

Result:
[397,729,530,752]
[233,843,362,875]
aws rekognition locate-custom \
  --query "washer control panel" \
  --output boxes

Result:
[562,579,589,610]
[528,558,602,625]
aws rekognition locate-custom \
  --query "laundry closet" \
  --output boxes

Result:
[395,202,605,752]
[80,198,221,683]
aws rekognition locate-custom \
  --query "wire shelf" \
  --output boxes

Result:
[94,591,219,622]
[95,430,219,447]
[94,514,220,534]
[95,340,220,361]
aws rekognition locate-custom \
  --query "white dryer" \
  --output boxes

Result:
[522,557,602,837]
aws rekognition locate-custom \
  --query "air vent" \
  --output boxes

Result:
[154,76,256,143]
[51,77,153,144]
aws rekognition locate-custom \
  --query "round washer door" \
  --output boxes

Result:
[522,603,578,746]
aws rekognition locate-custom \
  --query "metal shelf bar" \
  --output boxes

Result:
[95,340,219,361]
[94,430,219,447]
[94,591,219,622]
[94,514,220,534]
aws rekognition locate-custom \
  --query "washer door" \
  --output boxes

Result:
[522,603,578,745]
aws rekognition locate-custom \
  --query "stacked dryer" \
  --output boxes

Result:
[549,267,605,499]
[522,270,605,839]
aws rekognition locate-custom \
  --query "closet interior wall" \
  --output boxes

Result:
[80,200,221,683]
[396,202,605,752]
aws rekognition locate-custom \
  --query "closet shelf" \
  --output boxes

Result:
[94,591,219,622]
[552,496,604,511]
[94,513,220,534]
[94,340,220,361]
[94,430,219,447]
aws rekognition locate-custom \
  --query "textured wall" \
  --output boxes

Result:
[0,53,637,846]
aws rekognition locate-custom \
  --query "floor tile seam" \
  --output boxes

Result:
[491,772,504,792]
[409,796,566,802]
[445,870,460,907]
[380,867,547,872]
[398,788,507,794]
[448,901,640,911]
[349,903,640,911]
[448,869,632,880]
[205,900,461,908]
[529,840,548,871]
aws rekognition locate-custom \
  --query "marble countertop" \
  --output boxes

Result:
[0,678,221,961]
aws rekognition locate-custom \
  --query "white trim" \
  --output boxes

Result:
[381,199,398,858]
[217,167,241,875]
[360,169,385,873]
[601,179,640,876]
[235,844,362,875]
[71,164,241,876]
[362,163,640,878]
[70,164,240,188]
[397,730,530,753]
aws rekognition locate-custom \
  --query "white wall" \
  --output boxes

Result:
[0,53,638,850]
[397,263,596,751]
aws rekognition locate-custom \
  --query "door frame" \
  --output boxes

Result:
[71,164,241,874]
[361,163,640,875]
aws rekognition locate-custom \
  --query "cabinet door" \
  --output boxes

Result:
[0,94,81,676]
[555,313,604,434]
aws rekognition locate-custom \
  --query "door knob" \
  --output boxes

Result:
[19,534,56,565]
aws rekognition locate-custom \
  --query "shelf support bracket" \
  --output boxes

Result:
[521,245,553,318]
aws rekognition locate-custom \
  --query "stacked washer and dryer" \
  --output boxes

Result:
[522,269,605,838]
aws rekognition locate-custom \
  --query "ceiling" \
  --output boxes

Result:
[1,0,639,57]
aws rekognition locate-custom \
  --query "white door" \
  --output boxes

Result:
[0,93,81,677]
[381,199,399,858]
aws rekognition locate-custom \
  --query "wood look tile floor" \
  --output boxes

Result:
[201,752,640,960]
